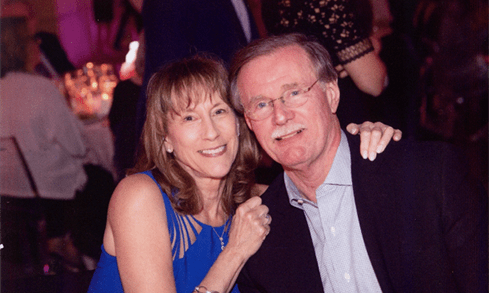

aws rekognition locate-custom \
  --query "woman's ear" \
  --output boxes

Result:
[163,137,173,153]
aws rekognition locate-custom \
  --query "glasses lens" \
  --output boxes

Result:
[249,99,271,120]
[247,80,317,120]
[283,89,307,107]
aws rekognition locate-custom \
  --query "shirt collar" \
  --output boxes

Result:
[285,130,352,207]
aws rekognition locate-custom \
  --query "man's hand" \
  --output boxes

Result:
[347,122,402,161]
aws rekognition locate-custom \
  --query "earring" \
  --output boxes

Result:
[163,137,173,153]
[236,121,240,137]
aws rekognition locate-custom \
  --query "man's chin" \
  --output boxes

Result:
[272,148,308,169]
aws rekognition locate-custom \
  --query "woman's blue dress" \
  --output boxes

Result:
[88,171,239,293]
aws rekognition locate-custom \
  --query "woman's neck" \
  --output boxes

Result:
[193,179,228,227]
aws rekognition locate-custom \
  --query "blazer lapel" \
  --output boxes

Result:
[257,174,324,292]
[347,134,401,293]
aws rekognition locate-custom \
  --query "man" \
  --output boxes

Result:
[229,33,487,292]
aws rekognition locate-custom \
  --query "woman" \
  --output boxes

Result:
[88,55,399,292]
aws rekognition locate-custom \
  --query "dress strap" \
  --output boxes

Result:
[141,170,203,260]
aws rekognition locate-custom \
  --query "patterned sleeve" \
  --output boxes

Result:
[269,0,374,65]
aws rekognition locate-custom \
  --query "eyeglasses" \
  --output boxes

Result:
[244,79,319,121]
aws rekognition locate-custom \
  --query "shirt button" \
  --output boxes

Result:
[297,199,304,205]
[344,273,351,282]
[330,226,336,236]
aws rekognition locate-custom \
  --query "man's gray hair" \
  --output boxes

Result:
[229,33,338,113]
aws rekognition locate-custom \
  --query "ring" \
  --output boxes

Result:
[265,214,271,224]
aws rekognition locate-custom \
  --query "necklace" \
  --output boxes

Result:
[212,218,230,251]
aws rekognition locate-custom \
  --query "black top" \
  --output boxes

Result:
[262,0,374,66]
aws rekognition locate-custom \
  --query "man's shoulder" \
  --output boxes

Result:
[346,132,463,165]
[259,173,285,201]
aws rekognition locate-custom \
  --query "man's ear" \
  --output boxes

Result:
[244,114,254,131]
[325,81,340,114]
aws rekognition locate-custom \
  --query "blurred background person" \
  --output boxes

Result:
[261,0,388,127]
[33,31,76,79]
[109,32,145,183]
[113,0,143,51]
[0,9,88,274]
[414,0,488,190]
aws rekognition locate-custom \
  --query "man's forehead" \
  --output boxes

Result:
[237,46,315,92]
[242,46,312,76]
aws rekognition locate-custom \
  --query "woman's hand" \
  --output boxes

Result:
[227,196,270,259]
[197,196,270,293]
[347,121,402,161]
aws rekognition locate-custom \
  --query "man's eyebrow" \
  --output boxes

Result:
[249,94,265,103]
[281,82,299,90]
[248,82,300,102]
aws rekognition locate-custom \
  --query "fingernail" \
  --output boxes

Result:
[376,145,383,153]
[369,152,376,161]
[362,151,368,159]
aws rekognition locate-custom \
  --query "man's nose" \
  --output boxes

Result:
[271,99,294,125]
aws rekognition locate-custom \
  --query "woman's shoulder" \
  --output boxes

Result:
[117,172,158,191]
[109,173,165,214]
[104,173,172,261]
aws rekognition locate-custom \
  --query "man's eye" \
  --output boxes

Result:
[256,101,269,109]
[289,89,301,97]
[183,116,194,121]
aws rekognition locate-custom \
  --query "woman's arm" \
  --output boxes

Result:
[302,0,388,97]
[341,50,388,97]
[104,174,177,292]
[105,175,269,293]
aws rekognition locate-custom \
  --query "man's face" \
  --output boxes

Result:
[237,45,341,171]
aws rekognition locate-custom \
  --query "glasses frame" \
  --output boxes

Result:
[245,79,320,121]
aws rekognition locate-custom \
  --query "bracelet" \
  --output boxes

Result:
[193,285,219,293]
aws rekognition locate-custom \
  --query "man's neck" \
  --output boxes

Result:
[284,129,342,202]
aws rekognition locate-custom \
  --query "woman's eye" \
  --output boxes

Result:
[215,109,226,115]
[183,116,194,121]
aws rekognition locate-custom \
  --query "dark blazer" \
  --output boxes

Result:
[238,133,488,292]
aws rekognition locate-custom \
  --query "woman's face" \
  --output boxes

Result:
[164,92,239,184]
